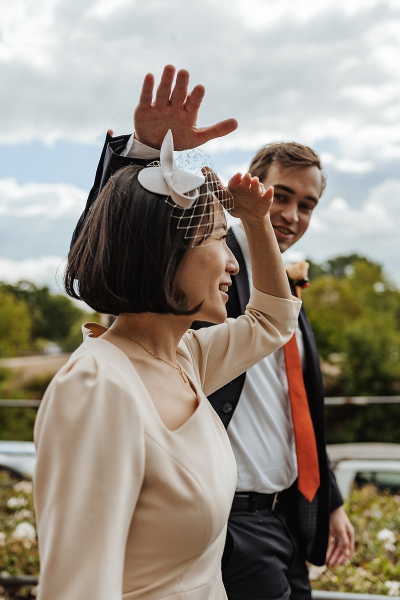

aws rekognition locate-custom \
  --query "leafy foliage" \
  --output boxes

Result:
[303,254,400,443]
[325,404,400,444]
[311,485,400,595]
[0,281,86,346]
[0,291,32,357]
[0,474,399,599]
[304,255,400,397]
[0,472,38,599]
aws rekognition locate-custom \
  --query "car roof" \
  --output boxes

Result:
[327,443,400,463]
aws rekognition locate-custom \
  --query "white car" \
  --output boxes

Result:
[327,443,400,499]
[0,441,36,479]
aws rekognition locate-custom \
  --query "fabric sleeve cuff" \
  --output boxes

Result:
[122,134,161,159]
[248,286,301,312]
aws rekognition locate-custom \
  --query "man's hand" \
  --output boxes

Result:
[134,65,238,150]
[229,173,274,224]
[326,506,355,566]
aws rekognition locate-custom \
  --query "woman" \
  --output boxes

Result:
[34,66,301,600]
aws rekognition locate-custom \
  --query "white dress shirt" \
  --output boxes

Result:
[228,224,305,493]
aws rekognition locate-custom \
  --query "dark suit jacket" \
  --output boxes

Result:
[72,135,343,566]
[193,232,343,566]
[71,133,151,248]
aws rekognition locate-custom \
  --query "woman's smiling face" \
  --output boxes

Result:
[175,208,239,324]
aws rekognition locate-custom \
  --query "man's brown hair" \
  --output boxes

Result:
[249,142,326,194]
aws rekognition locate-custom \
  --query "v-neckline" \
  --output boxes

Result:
[83,325,202,434]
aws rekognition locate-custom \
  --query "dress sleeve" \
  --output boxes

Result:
[34,355,145,600]
[180,287,301,397]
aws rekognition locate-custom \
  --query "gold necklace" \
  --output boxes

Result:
[110,328,189,384]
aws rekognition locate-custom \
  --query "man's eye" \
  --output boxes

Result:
[301,204,314,212]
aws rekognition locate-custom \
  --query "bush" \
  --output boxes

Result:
[311,485,400,595]
[0,473,399,598]
[325,404,400,444]
[0,471,38,599]
[0,373,53,442]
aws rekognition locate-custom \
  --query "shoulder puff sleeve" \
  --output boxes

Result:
[34,353,145,600]
[179,287,301,397]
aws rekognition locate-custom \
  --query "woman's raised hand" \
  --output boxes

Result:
[229,173,274,224]
[134,65,238,151]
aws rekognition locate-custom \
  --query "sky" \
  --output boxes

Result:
[1,0,400,291]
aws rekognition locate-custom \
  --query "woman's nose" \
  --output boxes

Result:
[226,247,239,275]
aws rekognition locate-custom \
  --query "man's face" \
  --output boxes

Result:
[261,163,323,252]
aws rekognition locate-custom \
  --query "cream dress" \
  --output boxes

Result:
[34,288,301,600]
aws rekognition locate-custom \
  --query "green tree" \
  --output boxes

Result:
[303,255,400,443]
[0,281,86,343]
[324,253,368,278]
[302,275,363,359]
[0,289,32,356]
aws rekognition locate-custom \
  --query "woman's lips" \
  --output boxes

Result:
[219,283,229,301]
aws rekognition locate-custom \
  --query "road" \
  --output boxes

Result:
[0,354,70,383]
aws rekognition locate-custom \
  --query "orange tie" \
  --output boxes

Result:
[284,332,320,502]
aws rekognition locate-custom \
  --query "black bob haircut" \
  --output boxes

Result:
[64,165,216,316]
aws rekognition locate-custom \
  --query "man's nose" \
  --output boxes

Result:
[281,203,299,223]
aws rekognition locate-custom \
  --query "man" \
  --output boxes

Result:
[193,143,355,600]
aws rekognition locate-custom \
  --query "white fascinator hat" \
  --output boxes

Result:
[137,130,233,244]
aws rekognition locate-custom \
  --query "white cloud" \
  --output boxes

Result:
[320,153,373,174]
[0,178,87,261]
[0,0,400,167]
[219,162,251,183]
[0,178,87,219]
[1,0,400,289]
[312,179,400,237]
[0,256,65,290]
[291,178,400,285]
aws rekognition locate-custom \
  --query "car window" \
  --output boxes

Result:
[355,471,400,493]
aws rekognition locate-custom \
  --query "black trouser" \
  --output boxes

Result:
[222,486,311,600]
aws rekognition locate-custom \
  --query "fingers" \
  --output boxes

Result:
[228,173,243,188]
[229,173,253,192]
[107,129,114,137]
[230,173,273,198]
[170,69,190,107]
[264,185,274,200]
[185,84,205,113]
[347,521,356,555]
[326,531,352,566]
[155,64,176,105]
[327,509,355,566]
[325,538,335,565]
[137,73,155,108]
[250,177,267,196]
[197,118,238,145]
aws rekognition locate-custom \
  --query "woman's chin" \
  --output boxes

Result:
[196,308,227,325]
